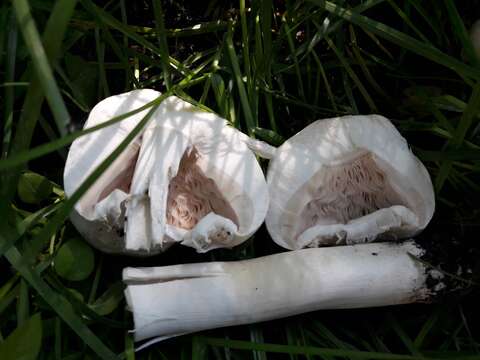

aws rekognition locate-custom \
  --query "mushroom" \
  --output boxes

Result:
[265,115,435,249]
[123,241,443,347]
[64,89,269,255]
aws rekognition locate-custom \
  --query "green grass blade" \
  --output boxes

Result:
[435,82,480,191]
[1,0,78,215]
[239,0,252,86]
[201,337,435,359]
[0,202,61,258]
[12,0,73,137]
[312,50,337,111]
[413,308,441,349]
[283,20,306,101]
[386,0,430,44]
[0,274,19,302]
[0,75,207,171]
[2,10,18,159]
[95,26,110,98]
[294,0,386,62]
[16,279,29,326]
[325,35,377,112]
[0,284,19,316]
[192,336,208,360]
[21,99,162,271]
[443,0,479,66]
[259,0,277,131]
[80,0,191,77]
[387,313,423,357]
[226,24,256,134]
[3,245,117,359]
[312,0,480,81]
[55,317,62,360]
[119,0,131,90]
[0,312,42,360]
[152,0,171,89]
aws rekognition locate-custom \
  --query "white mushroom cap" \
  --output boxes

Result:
[266,115,435,250]
[64,90,268,255]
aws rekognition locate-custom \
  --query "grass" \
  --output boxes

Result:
[1,0,480,359]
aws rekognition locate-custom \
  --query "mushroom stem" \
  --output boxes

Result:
[238,133,278,159]
[123,241,441,345]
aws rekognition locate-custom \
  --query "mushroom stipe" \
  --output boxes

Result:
[123,241,446,348]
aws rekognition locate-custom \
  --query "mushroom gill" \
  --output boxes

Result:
[97,146,139,203]
[296,151,406,241]
[93,145,239,234]
[166,147,239,230]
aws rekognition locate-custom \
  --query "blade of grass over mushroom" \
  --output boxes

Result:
[18,95,164,268]
[152,0,171,89]
[310,0,480,81]
[15,76,207,261]
[0,75,207,170]
[200,337,436,359]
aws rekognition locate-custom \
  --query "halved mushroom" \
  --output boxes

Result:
[64,90,269,255]
[266,115,435,250]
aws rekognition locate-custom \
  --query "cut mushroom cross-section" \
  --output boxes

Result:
[64,90,269,255]
[266,115,435,250]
